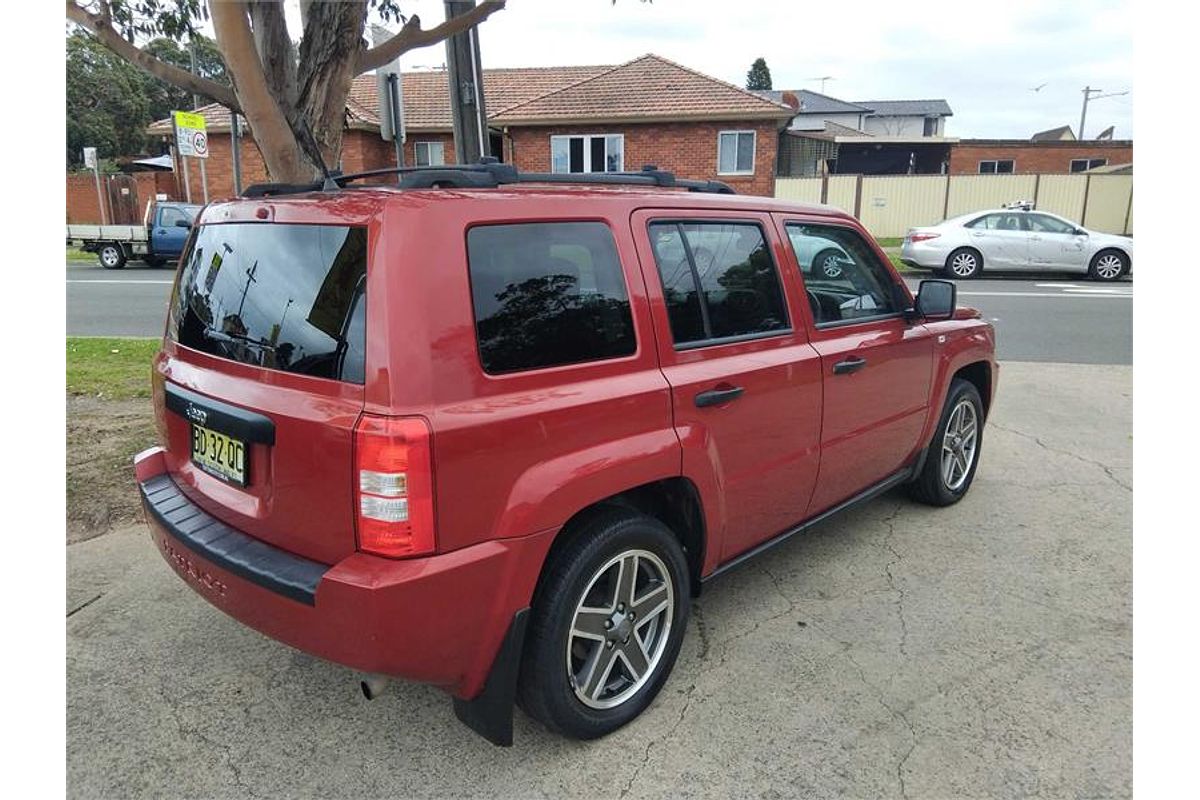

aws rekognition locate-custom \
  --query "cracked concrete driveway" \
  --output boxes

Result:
[66,361,1131,799]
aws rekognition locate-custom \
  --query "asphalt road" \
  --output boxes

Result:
[66,361,1132,798]
[66,259,1133,364]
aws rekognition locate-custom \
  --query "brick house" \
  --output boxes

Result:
[947,139,1133,175]
[145,53,793,200]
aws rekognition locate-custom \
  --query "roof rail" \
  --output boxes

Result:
[241,161,735,198]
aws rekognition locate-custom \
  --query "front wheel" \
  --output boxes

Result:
[908,378,984,506]
[1088,249,1128,282]
[98,243,127,270]
[518,510,690,739]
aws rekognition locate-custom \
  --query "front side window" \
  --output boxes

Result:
[718,131,756,175]
[978,159,1015,174]
[158,206,191,228]
[550,134,624,173]
[170,224,368,383]
[785,224,900,326]
[1026,214,1078,234]
[648,222,789,346]
[467,222,635,373]
[415,141,445,167]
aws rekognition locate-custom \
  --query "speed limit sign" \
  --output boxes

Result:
[173,110,208,159]
[192,131,208,157]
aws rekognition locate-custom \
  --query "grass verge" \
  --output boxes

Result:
[66,337,159,541]
[67,337,159,400]
[68,246,93,263]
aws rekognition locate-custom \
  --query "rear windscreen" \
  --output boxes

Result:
[169,223,367,383]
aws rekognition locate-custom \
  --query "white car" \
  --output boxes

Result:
[901,207,1133,281]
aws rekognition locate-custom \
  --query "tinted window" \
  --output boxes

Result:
[467,222,636,374]
[785,224,900,325]
[648,222,789,345]
[170,224,367,383]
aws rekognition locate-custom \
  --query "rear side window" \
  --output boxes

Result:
[467,222,636,374]
[647,221,789,347]
[169,223,367,383]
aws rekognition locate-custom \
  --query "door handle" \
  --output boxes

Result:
[694,386,744,408]
[833,356,867,375]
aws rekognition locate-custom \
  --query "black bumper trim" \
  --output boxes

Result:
[140,474,328,606]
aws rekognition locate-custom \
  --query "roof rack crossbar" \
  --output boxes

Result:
[241,161,734,197]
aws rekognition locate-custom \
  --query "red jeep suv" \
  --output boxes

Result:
[134,163,996,745]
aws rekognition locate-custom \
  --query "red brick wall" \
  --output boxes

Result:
[342,130,458,177]
[66,172,179,224]
[174,132,270,202]
[503,120,780,196]
[948,141,1133,175]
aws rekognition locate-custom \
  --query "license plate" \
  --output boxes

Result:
[190,424,248,486]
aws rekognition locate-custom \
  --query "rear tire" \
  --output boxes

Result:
[813,248,845,279]
[908,378,984,506]
[518,509,690,740]
[1088,249,1128,282]
[944,247,982,279]
[98,243,126,270]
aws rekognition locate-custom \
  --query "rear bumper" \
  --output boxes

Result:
[134,447,555,699]
[900,240,947,269]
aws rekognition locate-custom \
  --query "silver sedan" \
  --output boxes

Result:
[900,208,1133,281]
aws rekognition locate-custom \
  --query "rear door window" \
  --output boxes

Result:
[169,223,368,383]
[467,222,636,374]
[647,221,789,347]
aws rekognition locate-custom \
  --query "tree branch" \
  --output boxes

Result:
[66,0,240,111]
[355,0,506,75]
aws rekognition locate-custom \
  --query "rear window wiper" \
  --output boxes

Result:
[202,328,276,351]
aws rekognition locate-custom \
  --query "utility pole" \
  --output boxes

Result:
[444,1,489,164]
[1079,86,1129,140]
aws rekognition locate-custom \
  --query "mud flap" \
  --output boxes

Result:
[452,607,529,746]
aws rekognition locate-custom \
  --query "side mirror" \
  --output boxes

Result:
[175,219,193,228]
[915,279,956,320]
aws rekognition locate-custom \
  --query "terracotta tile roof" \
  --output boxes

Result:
[348,64,612,130]
[491,54,794,124]
[147,55,791,136]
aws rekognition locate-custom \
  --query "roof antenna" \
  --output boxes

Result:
[288,116,341,190]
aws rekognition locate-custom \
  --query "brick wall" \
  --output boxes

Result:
[343,130,458,176]
[503,120,781,196]
[66,171,179,224]
[948,141,1133,175]
[175,132,271,202]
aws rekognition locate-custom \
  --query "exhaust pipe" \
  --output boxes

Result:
[360,674,390,700]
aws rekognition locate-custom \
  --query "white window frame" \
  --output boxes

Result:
[1069,157,1107,173]
[414,140,445,167]
[978,159,1015,174]
[549,133,625,174]
[717,130,757,176]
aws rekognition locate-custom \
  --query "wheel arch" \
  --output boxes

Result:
[953,360,993,420]
[535,477,708,600]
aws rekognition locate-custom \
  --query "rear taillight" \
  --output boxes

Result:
[353,414,435,558]
[908,232,941,243]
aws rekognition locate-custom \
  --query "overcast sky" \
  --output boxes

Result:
[267,0,1136,139]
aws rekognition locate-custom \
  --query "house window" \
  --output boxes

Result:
[415,141,445,167]
[1070,158,1108,173]
[923,117,938,136]
[718,131,756,175]
[550,134,624,173]
[978,159,1015,174]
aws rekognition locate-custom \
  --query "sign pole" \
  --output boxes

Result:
[230,111,243,195]
[199,158,209,203]
[84,147,107,225]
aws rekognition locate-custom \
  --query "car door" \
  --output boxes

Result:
[964,212,1030,269]
[154,206,192,257]
[1025,213,1089,269]
[776,216,935,515]
[632,209,823,564]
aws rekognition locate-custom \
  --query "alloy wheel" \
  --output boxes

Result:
[951,252,978,277]
[1094,253,1124,280]
[941,398,978,491]
[566,549,675,710]
[100,246,120,267]
[821,255,844,278]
